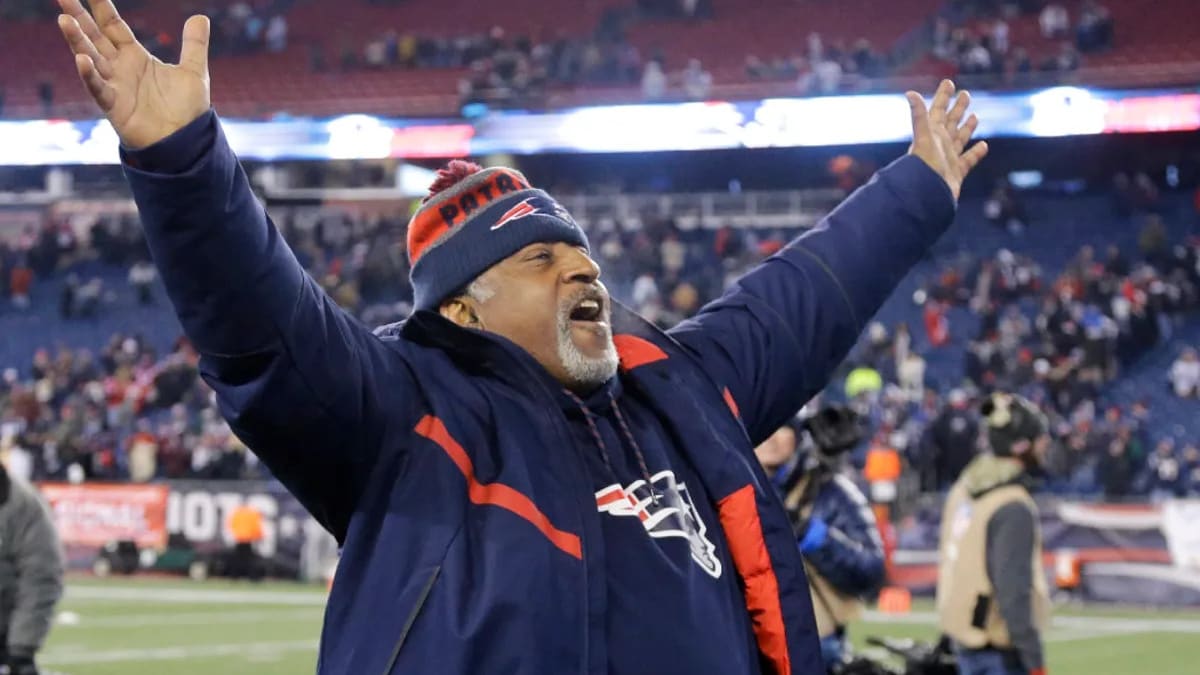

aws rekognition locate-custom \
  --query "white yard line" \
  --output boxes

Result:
[41,640,319,665]
[56,608,323,629]
[1046,628,1141,644]
[861,610,1200,635]
[1051,615,1200,633]
[66,585,327,606]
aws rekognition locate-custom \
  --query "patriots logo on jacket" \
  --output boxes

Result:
[491,196,575,230]
[595,470,722,579]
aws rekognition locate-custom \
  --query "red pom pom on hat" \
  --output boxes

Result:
[424,160,484,202]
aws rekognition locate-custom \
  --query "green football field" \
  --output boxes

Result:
[41,577,1200,674]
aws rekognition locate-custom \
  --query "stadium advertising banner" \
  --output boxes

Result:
[893,498,1200,606]
[37,481,334,578]
[1,87,1199,165]
[39,482,169,549]
[164,480,325,570]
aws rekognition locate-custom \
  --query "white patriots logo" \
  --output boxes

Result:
[595,470,722,579]
[491,196,575,230]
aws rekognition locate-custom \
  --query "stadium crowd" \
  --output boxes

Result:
[3,180,1200,500]
[933,0,1115,86]
[742,33,890,96]
[834,214,1200,500]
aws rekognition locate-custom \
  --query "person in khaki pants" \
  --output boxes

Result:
[937,393,1051,675]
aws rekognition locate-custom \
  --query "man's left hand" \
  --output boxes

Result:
[906,79,989,201]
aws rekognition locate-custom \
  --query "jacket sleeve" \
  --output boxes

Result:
[6,481,64,654]
[669,156,955,445]
[986,501,1045,673]
[121,111,422,540]
[804,475,886,595]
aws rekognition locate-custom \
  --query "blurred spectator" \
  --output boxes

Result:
[127,419,158,483]
[919,389,978,491]
[1076,2,1113,53]
[932,17,953,60]
[1142,438,1182,501]
[265,15,288,53]
[984,179,1027,233]
[1045,43,1080,72]
[128,260,157,306]
[897,352,927,402]
[845,365,883,401]
[9,261,32,309]
[1139,215,1169,265]
[226,503,265,580]
[1040,2,1070,39]
[1006,47,1032,83]
[1099,425,1134,498]
[1168,348,1200,398]
[1104,244,1130,278]
[812,55,843,94]
[682,59,712,100]
[1182,444,1200,495]
[923,300,950,347]
[642,60,667,100]
[961,38,993,75]
[744,55,769,80]
[894,323,913,368]
[990,19,1010,55]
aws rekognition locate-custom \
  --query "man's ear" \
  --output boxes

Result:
[439,296,483,329]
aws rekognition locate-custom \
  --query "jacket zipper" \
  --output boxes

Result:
[381,565,441,675]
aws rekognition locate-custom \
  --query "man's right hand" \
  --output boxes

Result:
[55,0,211,150]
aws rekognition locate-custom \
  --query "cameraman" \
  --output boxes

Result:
[936,392,1050,675]
[755,406,886,668]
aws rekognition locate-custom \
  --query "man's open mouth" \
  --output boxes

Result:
[568,295,607,325]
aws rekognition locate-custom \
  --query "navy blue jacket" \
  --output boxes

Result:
[120,110,955,675]
[768,460,885,599]
[802,473,887,597]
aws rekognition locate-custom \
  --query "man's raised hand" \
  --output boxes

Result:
[56,0,211,150]
[906,79,989,201]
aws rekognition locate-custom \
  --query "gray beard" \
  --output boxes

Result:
[556,310,619,389]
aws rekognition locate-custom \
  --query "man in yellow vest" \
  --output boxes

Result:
[937,393,1051,675]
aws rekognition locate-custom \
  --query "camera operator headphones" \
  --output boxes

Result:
[980,392,1048,458]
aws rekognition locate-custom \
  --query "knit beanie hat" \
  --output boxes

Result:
[980,392,1048,457]
[407,161,589,311]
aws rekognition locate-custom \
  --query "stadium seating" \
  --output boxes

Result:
[908,0,1200,88]
[6,0,1198,119]
[623,0,939,80]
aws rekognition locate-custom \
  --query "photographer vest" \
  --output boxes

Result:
[936,477,1050,649]
[805,561,862,639]
[786,475,863,638]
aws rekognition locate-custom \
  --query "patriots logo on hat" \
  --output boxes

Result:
[491,196,574,231]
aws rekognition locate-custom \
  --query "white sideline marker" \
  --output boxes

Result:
[40,640,319,665]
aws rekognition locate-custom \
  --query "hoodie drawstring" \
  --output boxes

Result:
[563,389,660,506]
[609,395,660,506]
[565,389,616,479]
